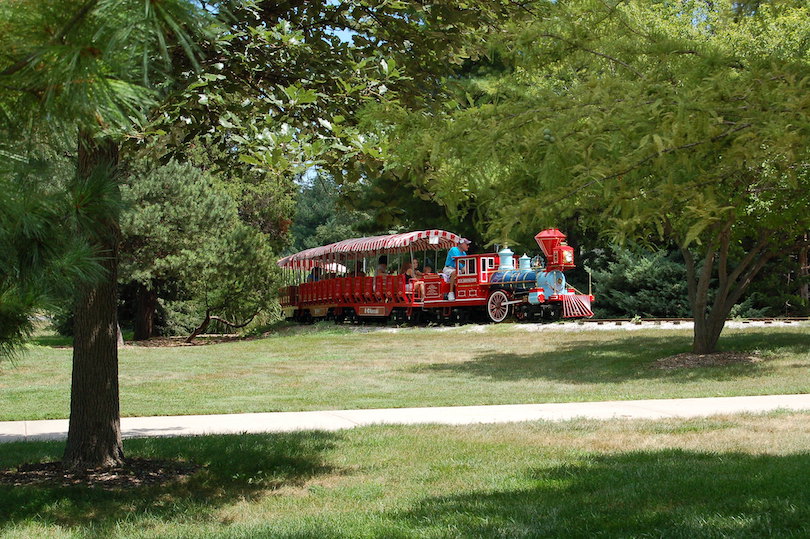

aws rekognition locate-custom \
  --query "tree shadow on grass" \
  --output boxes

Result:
[420,331,808,384]
[30,334,72,348]
[396,449,810,538]
[0,431,343,532]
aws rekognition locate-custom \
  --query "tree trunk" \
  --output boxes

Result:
[185,310,256,343]
[682,226,773,355]
[186,309,211,343]
[133,284,158,341]
[63,131,124,470]
[692,312,726,355]
[800,235,808,306]
[682,245,723,355]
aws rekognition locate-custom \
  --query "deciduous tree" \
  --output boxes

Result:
[379,0,810,353]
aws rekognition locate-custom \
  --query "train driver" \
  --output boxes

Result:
[442,238,470,301]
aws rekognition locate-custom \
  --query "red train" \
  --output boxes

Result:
[278,228,594,324]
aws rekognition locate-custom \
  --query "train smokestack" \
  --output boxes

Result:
[535,229,565,257]
[535,229,575,271]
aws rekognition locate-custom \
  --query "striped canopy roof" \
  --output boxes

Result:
[278,230,462,269]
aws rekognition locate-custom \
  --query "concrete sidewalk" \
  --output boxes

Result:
[2,394,808,443]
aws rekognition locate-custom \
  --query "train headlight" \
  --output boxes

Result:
[563,250,573,263]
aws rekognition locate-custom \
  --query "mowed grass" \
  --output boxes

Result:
[1,413,809,538]
[1,324,807,420]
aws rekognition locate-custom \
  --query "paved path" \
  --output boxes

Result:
[2,394,808,443]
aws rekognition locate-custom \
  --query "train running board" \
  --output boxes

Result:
[562,294,594,318]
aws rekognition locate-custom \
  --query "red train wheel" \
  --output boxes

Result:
[487,290,510,323]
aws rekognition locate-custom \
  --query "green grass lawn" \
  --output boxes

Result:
[1,324,807,421]
[1,412,808,538]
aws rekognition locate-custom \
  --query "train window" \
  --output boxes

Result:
[459,257,477,276]
[481,257,496,272]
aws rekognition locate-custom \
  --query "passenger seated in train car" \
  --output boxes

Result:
[443,238,471,301]
[307,267,322,282]
[376,255,388,275]
[401,261,425,299]
[411,258,424,278]
[422,262,434,274]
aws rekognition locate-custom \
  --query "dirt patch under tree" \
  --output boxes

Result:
[0,458,198,490]
[654,352,765,370]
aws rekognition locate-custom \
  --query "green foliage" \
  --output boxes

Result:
[1,0,521,354]
[0,154,102,356]
[120,160,234,290]
[49,307,75,338]
[158,299,201,336]
[732,254,810,317]
[728,294,772,320]
[380,0,810,246]
[119,159,277,335]
[346,165,480,238]
[190,222,279,330]
[0,0,210,138]
[290,173,371,251]
[586,247,691,319]
[182,143,296,249]
[0,0,212,364]
[374,0,810,350]
[151,1,520,185]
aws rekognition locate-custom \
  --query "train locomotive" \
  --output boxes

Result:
[277,228,593,324]
[486,229,593,321]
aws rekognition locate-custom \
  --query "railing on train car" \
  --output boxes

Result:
[291,275,420,307]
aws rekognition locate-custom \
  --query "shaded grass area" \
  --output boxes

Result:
[400,450,810,538]
[29,333,72,348]
[421,332,799,384]
[1,325,807,420]
[1,413,809,538]
[0,432,339,538]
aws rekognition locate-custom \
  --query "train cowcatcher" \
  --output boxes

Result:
[277,228,594,324]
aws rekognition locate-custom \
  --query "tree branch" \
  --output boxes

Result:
[723,252,774,313]
[185,309,211,343]
[711,220,734,315]
[693,233,720,321]
[0,0,99,77]
[725,229,770,289]
[536,33,644,79]
[209,312,258,329]
[681,246,697,309]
